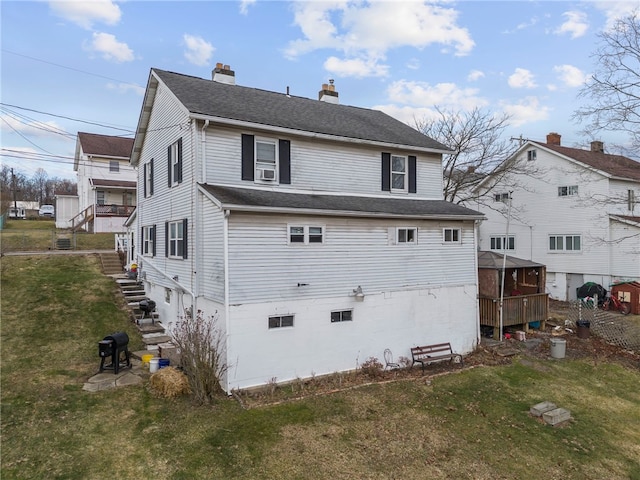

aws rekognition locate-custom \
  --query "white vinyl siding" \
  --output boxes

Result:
[203,126,443,199]
[226,214,476,304]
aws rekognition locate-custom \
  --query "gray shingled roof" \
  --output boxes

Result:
[153,69,449,151]
[200,184,483,219]
[78,132,134,158]
[477,251,545,269]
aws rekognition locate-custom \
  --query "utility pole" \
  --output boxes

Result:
[510,135,528,147]
[11,168,17,214]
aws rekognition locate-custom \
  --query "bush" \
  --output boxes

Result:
[360,357,384,379]
[170,309,228,405]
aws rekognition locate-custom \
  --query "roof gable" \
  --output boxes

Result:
[151,69,448,152]
[78,132,134,158]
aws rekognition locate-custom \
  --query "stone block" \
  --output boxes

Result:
[530,401,557,417]
[543,407,571,425]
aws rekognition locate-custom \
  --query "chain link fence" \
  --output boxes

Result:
[566,300,640,352]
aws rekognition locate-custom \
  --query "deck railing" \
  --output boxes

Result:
[479,293,549,328]
[96,204,135,217]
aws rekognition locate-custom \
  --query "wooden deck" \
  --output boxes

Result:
[479,293,548,339]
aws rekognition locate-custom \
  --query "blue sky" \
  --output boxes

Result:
[1,0,639,181]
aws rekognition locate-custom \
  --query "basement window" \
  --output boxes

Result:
[331,310,353,323]
[268,315,294,329]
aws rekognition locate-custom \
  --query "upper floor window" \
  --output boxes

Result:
[109,160,119,172]
[527,149,537,161]
[289,225,324,244]
[558,185,578,197]
[168,139,183,187]
[144,159,154,197]
[549,234,581,252]
[397,227,417,244]
[443,228,460,243]
[491,235,515,250]
[494,192,510,203]
[382,152,416,194]
[166,219,188,259]
[241,134,291,185]
[391,155,407,192]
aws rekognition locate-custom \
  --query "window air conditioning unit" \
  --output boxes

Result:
[258,168,276,181]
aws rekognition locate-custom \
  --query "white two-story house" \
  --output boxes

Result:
[70,132,136,233]
[130,65,484,392]
[472,132,640,301]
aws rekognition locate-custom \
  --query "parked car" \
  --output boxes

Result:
[38,204,55,217]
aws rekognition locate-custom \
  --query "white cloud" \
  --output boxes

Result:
[183,34,215,67]
[86,32,134,62]
[467,69,484,82]
[594,1,639,30]
[49,0,121,29]
[285,1,474,78]
[508,68,537,89]
[555,10,589,38]
[406,58,421,70]
[553,64,588,88]
[239,0,256,15]
[384,80,488,111]
[324,56,389,78]
[106,83,146,96]
[0,114,66,138]
[500,97,550,127]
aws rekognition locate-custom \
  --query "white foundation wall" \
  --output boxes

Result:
[224,284,478,392]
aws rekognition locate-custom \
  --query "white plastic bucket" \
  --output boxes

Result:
[149,358,159,373]
[550,338,566,359]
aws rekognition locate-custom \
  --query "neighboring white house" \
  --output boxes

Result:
[471,132,640,301]
[8,201,39,219]
[130,64,484,392]
[70,132,136,233]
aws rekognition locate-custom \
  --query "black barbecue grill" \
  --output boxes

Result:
[98,331,131,374]
[138,299,156,323]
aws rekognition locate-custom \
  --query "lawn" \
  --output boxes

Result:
[1,255,639,479]
[1,219,115,252]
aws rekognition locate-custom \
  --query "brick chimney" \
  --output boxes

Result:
[212,62,235,85]
[318,79,339,104]
[591,140,604,153]
[546,132,561,146]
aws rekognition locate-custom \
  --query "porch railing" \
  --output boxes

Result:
[70,205,94,232]
[96,204,135,217]
[479,293,549,328]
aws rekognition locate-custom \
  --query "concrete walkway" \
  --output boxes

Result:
[83,358,150,392]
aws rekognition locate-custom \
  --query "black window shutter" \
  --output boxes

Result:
[149,159,154,196]
[182,218,188,259]
[152,225,156,257]
[381,152,391,191]
[409,155,417,193]
[241,134,254,181]
[167,145,172,188]
[177,138,183,184]
[279,139,291,184]
[165,221,169,257]
[143,163,147,198]
[140,226,144,253]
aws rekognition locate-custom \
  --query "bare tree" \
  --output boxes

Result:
[414,106,525,205]
[573,11,640,154]
[32,168,49,204]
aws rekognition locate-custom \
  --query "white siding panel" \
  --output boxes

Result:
[200,200,225,302]
[610,218,640,279]
[203,125,443,198]
[136,83,194,292]
[225,285,478,391]
[226,213,476,304]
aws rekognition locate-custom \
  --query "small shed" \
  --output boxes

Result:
[611,281,640,315]
[478,251,549,339]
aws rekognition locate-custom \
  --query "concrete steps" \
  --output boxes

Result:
[100,252,124,275]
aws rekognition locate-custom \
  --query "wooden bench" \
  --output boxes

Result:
[411,343,463,372]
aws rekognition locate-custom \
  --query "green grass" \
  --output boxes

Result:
[1,220,115,252]
[2,255,640,479]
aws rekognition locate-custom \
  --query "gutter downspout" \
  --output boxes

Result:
[223,209,231,392]
[473,219,481,347]
[192,119,209,320]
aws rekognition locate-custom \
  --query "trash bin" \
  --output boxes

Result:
[576,320,590,339]
[550,338,566,359]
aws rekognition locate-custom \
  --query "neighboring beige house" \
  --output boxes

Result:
[470,133,640,301]
[68,132,136,233]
